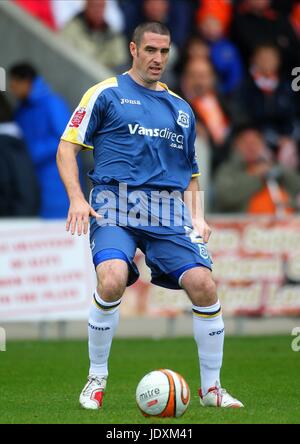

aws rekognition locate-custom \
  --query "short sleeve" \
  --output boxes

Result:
[61,77,117,150]
[189,113,200,177]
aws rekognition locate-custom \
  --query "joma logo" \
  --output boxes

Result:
[120,98,141,105]
[88,323,110,331]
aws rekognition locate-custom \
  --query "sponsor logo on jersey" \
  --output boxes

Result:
[128,124,184,148]
[120,98,141,105]
[177,110,190,128]
[70,107,86,127]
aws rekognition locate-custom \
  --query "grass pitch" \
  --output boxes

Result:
[0,335,299,424]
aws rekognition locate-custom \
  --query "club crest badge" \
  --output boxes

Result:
[177,110,190,128]
[199,244,209,260]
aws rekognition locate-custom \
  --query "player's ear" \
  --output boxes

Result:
[130,41,137,58]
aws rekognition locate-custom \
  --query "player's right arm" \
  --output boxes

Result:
[56,140,99,236]
[57,78,117,235]
[57,80,114,235]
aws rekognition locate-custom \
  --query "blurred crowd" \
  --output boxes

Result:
[2,0,300,218]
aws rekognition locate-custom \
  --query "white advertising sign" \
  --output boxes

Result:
[0,220,95,321]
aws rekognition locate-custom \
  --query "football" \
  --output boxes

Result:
[136,369,190,417]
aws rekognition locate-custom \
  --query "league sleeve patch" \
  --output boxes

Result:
[69,107,86,128]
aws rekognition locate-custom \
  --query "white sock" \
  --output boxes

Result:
[192,300,224,395]
[88,291,121,378]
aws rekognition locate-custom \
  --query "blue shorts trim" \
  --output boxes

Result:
[93,248,130,268]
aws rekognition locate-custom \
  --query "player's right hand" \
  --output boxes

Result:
[66,197,100,236]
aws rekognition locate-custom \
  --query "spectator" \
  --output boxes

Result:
[60,0,129,70]
[231,0,300,74]
[120,0,195,50]
[9,63,70,219]
[195,0,243,94]
[213,126,300,214]
[13,0,125,34]
[180,57,232,169]
[181,35,210,63]
[0,93,39,217]
[234,44,298,158]
[142,0,169,23]
[174,34,210,79]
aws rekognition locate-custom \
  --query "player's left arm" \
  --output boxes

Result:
[184,176,212,243]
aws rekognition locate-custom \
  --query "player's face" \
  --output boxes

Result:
[131,32,170,84]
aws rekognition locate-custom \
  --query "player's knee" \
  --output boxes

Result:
[97,275,125,301]
[96,259,128,301]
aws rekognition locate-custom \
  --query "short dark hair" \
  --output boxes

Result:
[132,21,170,47]
[232,123,262,141]
[9,62,37,81]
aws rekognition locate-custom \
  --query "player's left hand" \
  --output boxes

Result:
[191,217,212,243]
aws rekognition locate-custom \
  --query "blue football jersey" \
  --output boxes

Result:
[61,73,200,192]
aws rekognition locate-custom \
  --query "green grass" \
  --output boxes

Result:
[0,336,299,424]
